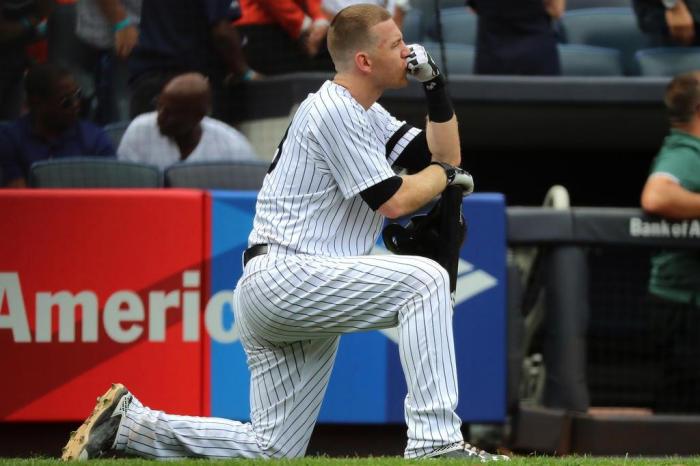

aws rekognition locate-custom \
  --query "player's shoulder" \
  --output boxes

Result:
[367,101,395,122]
[312,80,367,117]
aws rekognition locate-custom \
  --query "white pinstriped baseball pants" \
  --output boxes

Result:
[114,249,464,459]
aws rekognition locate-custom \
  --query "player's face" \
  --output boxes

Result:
[369,19,411,89]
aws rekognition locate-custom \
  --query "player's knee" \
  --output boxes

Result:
[262,443,307,459]
[407,256,450,299]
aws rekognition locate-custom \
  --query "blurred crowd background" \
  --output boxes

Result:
[3,0,700,186]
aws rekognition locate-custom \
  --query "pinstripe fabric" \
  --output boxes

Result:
[115,335,340,459]
[113,80,463,459]
[249,81,418,257]
[236,250,463,458]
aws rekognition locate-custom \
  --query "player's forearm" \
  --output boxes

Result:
[426,114,460,166]
[641,177,700,219]
[407,43,459,165]
[378,165,447,218]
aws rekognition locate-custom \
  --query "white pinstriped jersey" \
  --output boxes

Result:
[249,80,421,256]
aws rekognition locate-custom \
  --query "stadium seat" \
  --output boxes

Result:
[402,9,424,43]
[426,7,477,46]
[164,160,270,190]
[635,47,700,76]
[30,158,161,188]
[103,120,130,148]
[423,42,475,75]
[558,44,624,76]
[561,7,649,75]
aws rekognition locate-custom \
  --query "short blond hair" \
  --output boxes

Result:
[327,4,392,70]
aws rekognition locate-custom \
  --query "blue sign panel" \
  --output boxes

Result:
[209,192,506,423]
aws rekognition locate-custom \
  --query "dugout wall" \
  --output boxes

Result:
[507,207,700,455]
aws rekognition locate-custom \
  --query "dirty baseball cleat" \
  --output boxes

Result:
[61,383,132,460]
[430,442,511,462]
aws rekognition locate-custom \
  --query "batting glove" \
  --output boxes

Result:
[431,161,474,196]
[406,44,442,84]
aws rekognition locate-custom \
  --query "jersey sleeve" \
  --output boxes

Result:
[652,148,700,192]
[368,102,423,167]
[313,97,396,200]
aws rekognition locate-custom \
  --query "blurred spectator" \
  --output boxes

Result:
[75,0,142,124]
[469,0,564,75]
[633,0,700,46]
[321,0,410,29]
[128,0,250,120]
[47,0,79,70]
[0,0,51,120]
[234,0,334,74]
[640,71,700,413]
[0,63,115,188]
[118,72,257,170]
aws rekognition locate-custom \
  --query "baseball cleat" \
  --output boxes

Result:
[61,383,132,461]
[429,442,511,462]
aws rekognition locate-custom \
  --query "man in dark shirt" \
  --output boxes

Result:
[469,0,564,76]
[128,0,250,121]
[0,63,115,188]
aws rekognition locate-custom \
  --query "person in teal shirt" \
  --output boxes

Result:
[641,71,700,413]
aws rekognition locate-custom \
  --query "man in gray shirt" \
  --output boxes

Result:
[75,0,141,123]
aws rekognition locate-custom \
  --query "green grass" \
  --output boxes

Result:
[4,457,700,466]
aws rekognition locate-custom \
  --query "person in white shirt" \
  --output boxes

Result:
[117,72,257,170]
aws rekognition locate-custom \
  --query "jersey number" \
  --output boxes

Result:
[268,124,290,174]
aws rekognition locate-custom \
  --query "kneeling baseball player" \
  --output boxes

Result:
[62,4,509,461]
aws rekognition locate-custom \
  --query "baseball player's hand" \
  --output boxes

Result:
[406,44,441,83]
[432,161,474,195]
[450,167,474,195]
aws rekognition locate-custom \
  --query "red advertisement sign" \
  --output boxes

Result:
[0,190,211,421]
